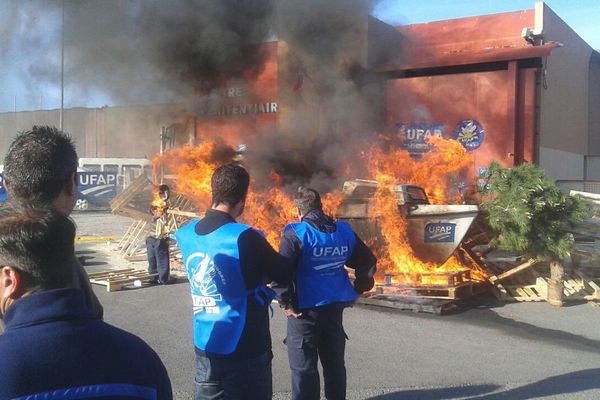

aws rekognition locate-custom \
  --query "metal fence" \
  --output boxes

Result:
[556,180,600,195]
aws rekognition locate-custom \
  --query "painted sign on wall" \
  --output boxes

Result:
[76,172,118,210]
[397,123,444,154]
[424,223,456,243]
[453,120,485,151]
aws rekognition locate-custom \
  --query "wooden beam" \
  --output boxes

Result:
[489,258,538,283]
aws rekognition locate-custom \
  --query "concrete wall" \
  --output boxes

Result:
[585,156,600,180]
[539,146,584,180]
[536,2,593,157]
[589,51,600,155]
[0,103,189,161]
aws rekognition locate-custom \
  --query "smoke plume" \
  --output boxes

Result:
[4,0,404,192]
[247,0,392,191]
[5,0,274,103]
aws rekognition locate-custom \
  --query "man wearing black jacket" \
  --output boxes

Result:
[175,164,292,400]
[279,187,377,400]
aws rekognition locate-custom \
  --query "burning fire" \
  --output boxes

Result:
[367,136,487,284]
[154,135,487,286]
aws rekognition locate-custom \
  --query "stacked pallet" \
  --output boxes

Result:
[487,233,600,304]
[111,175,197,262]
[88,268,158,292]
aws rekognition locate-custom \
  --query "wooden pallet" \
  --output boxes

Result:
[88,268,158,292]
[374,280,483,300]
[358,295,458,315]
[114,192,197,261]
[493,265,600,302]
[116,219,151,259]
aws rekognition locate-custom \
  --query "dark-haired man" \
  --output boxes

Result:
[2,125,103,319]
[175,163,292,400]
[279,187,377,400]
[0,206,172,399]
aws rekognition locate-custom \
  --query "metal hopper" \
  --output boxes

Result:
[336,179,479,264]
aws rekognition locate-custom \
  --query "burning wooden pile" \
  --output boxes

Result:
[109,140,600,311]
[110,136,494,305]
[335,179,489,313]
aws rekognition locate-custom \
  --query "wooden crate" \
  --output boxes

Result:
[358,295,458,315]
[374,280,482,300]
[88,268,158,292]
[493,265,600,302]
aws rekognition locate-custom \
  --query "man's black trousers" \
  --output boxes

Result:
[286,303,348,400]
[146,237,170,284]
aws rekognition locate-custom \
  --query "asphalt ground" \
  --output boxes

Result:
[73,212,600,400]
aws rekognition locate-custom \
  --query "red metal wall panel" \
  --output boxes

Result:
[385,70,516,185]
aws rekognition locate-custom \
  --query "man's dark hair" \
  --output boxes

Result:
[211,164,250,206]
[294,187,322,216]
[3,126,78,207]
[0,206,75,291]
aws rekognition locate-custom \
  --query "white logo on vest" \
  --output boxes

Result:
[186,252,223,314]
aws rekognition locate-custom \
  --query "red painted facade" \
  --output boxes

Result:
[192,9,556,184]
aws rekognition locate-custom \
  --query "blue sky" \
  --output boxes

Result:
[374,0,600,49]
[1,0,598,113]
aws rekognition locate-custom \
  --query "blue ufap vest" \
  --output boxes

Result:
[287,220,358,309]
[175,219,274,355]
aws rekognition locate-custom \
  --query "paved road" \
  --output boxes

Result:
[76,212,600,399]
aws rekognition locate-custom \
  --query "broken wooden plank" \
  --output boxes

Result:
[489,258,538,283]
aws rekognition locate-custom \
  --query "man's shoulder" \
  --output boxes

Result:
[94,321,160,356]
[0,320,169,400]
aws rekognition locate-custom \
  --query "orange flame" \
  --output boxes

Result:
[366,137,487,285]
[243,188,297,248]
[152,142,225,209]
[154,135,488,285]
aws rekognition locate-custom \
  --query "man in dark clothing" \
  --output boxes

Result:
[0,206,172,399]
[2,125,103,319]
[279,187,377,400]
[147,184,172,284]
[174,164,292,400]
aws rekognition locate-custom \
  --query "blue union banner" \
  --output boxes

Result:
[397,123,444,155]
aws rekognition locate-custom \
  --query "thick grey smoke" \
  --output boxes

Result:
[6,0,273,104]
[246,0,395,191]
[3,0,402,191]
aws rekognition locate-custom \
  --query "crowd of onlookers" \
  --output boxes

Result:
[0,125,376,400]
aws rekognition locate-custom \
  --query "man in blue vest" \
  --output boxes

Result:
[0,206,172,399]
[279,187,377,400]
[175,164,292,400]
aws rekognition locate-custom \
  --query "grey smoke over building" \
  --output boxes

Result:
[3,0,398,191]
[3,0,274,103]
[248,0,390,190]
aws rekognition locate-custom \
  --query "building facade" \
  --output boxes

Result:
[0,2,597,182]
